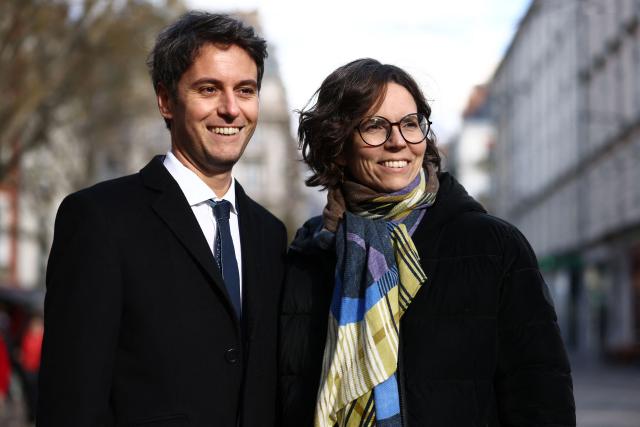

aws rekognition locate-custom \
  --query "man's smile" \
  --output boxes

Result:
[209,126,242,135]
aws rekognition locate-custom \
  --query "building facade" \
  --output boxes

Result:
[447,85,496,211]
[489,0,640,361]
[232,12,307,234]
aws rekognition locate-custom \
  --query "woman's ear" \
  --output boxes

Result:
[335,140,350,167]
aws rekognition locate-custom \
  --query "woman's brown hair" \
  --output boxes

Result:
[298,58,441,189]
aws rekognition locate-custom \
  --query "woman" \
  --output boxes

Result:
[278,58,576,427]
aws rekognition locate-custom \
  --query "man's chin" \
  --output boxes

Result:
[203,156,242,174]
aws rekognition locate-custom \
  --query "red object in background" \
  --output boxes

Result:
[20,320,43,373]
[0,334,10,398]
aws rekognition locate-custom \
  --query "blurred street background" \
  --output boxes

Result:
[573,357,640,427]
[1,0,640,425]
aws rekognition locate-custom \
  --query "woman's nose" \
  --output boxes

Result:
[385,125,407,148]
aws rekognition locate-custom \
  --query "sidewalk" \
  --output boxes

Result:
[2,360,638,427]
[572,357,640,427]
[0,372,29,427]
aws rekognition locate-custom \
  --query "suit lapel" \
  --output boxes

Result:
[236,182,265,340]
[140,156,237,320]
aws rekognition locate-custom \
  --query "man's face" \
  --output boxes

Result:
[159,43,259,178]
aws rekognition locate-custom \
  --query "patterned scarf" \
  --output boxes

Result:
[315,164,439,427]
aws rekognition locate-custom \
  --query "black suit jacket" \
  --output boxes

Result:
[38,156,287,427]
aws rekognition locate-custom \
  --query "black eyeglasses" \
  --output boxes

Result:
[357,113,431,147]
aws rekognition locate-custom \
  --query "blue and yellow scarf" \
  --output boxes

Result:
[315,164,439,427]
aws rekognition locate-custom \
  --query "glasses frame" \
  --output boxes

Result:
[357,113,432,147]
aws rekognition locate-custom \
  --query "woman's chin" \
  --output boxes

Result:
[375,171,419,192]
[368,177,412,193]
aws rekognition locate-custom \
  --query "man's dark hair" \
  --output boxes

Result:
[147,11,268,128]
[298,58,441,189]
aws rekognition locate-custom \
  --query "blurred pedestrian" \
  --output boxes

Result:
[278,59,576,426]
[20,314,43,423]
[0,306,11,412]
[0,332,10,410]
[37,11,286,427]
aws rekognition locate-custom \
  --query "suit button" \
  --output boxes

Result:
[225,348,240,364]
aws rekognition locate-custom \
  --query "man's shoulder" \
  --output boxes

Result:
[235,183,285,233]
[58,158,169,221]
[52,172,149,233]
[243,194,285,229]
[68,172,144,206]
[62,156,168,207]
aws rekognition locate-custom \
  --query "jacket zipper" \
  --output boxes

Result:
[398,330,409,426]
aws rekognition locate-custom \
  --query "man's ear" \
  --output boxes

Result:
[157,84,174,121]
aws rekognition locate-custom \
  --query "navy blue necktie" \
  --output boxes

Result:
[211,199,241,318]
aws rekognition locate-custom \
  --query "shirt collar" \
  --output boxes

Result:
[163,151,237,213]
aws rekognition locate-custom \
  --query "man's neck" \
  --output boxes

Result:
[170,149,232,198]
[202,173,233,198]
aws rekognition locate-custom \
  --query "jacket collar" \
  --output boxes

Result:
[140,156,239,323]
[234,180,265,340]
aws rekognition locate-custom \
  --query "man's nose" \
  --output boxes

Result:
[218,91,240,119]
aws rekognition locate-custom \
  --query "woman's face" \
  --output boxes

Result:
[342,82,426,193]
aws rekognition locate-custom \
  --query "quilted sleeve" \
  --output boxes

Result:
[495,226,576,426]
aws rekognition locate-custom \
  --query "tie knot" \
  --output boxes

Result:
[211,199,232,221]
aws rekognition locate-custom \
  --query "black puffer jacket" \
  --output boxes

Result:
[278,173,575,427]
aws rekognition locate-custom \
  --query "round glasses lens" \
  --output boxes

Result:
[400,114,428,143]
[359,117,390,146]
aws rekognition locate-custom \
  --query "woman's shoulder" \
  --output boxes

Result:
[452,210,521,235]
[433,205,522,237]
[286,215,335,270]
[288,216,334,255]
[282,216,335,315]
[457,211,539,269]
[417,208,538,267]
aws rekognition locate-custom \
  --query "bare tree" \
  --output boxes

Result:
[0,0,183,183]
[0,0,184,285]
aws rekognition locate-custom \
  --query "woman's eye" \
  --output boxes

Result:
[362,120,385,132]
[402,121,419,129]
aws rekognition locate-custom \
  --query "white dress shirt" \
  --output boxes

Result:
[163,152,243,297]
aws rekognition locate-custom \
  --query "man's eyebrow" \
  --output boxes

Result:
[191,78,222,87]
[235,79,258,88]
[190,78,258,87]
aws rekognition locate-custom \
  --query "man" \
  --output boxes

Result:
[37,12,287,426]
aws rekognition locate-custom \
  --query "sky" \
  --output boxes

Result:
[188,0,531,142]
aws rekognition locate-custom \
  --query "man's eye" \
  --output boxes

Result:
[238,87,256,96]
[200,86,216,94]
